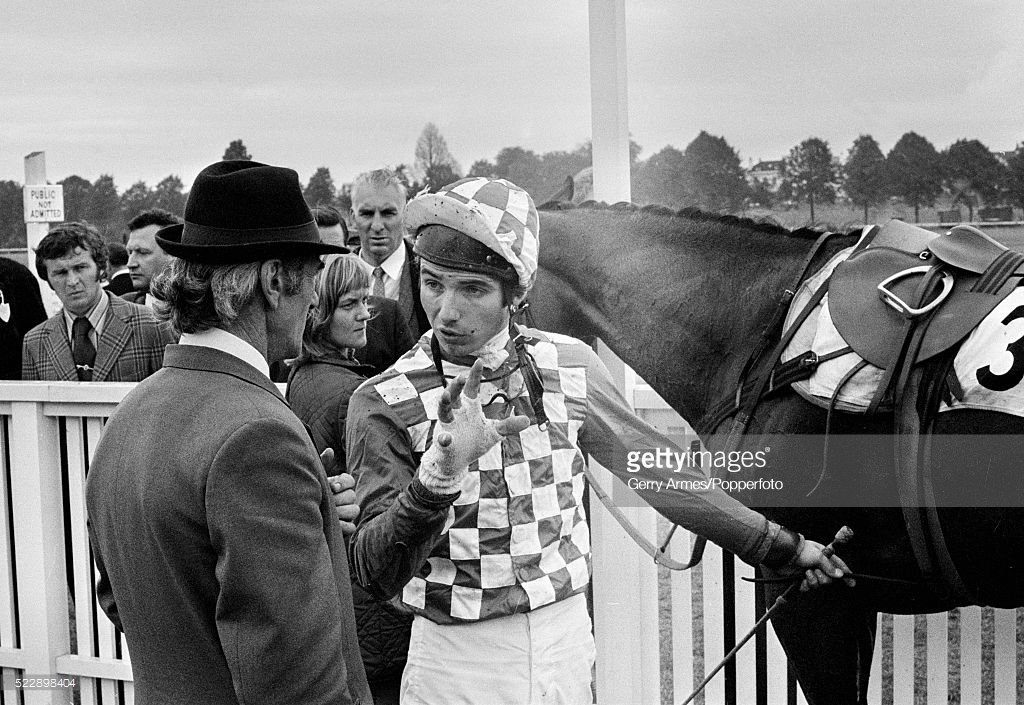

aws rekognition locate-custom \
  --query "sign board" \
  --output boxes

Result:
[23,184,64,222]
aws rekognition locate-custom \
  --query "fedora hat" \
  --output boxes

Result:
[156,160,348,264]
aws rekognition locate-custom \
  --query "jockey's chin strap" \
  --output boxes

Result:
[428,315,549,430]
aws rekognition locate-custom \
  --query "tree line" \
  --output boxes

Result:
[3,129,1023,248]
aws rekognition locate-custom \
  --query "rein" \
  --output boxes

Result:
[680,229,851,569]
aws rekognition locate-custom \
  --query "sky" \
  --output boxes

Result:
[2,1,1022,192]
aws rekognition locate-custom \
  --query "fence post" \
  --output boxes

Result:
[10,398,69,705]
[589,468,661,705]
[590,340,661,704]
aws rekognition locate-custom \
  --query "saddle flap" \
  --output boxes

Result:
[830,247,1002,367]
[870,218,937,253]
[928,224,1008,274]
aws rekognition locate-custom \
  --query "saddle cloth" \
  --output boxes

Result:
[781,220,1024,415]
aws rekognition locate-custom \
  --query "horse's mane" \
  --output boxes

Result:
[537,199,842,242]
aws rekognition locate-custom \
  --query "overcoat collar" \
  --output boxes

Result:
[162,343,284,402]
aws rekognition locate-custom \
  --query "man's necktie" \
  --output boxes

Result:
[372,266,386,299]
[72,317,96,381]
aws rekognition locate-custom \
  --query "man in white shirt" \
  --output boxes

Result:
[125,208,179,307]
[351,169,429,338]
[85,160,372,705]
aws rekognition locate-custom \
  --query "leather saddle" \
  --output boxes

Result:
[820,220,1024,603]
[830,221,1024,369]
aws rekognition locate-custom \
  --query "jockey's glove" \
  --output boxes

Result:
[417,374,530,495]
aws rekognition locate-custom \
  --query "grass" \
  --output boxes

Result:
[740,201,1023,232]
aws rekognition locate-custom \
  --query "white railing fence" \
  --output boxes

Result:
[0,379,1021,705]
[1,382,134,705]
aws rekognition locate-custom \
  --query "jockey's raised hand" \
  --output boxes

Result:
[418,359,531,494]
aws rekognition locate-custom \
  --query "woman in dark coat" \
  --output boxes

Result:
[287,254,377,463]
[286,253,412,705]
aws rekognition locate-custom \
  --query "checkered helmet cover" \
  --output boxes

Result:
[405,177,540,289]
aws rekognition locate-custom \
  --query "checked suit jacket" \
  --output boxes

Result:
[21,291,176,382]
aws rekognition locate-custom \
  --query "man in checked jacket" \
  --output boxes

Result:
[22,222,174,382]
[345,177,852,704]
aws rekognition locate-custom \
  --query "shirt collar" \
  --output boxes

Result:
[178,327,271,379]
[363,241,407,280]
[63,289,109,339]
[470,327,512,370]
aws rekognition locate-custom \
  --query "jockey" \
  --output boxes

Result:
[346,176,852,704]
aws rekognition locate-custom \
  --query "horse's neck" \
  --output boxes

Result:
[536,211,823,425]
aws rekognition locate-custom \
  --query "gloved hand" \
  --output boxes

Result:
[418,359,531,494]
[790,536,857,592]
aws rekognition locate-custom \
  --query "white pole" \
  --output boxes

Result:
[588,0,631,204]
[587,5,661,705]
[24,152,62,316]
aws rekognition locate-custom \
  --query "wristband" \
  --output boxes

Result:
[762,527,803,568]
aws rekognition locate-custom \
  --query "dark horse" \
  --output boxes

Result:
[527,203,1024,705]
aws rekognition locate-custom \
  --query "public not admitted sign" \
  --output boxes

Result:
[23,184,64,222]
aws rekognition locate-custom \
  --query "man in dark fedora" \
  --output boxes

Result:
[85,160,372,705]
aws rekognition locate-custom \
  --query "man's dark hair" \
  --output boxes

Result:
[35,222,108,280]
[127,208,181,234]
[107,242,129,268]
[311,204,349,239]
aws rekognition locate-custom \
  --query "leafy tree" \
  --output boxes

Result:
[678,131,747,212]
[493,147,542,194]
[943,138,1006,221]
[223,139,252,161]
[152,175,186,215]
[414,123,461,190]
[1006,146,1024,212]
[0,180,26,248]
[885,131,944,222]
[336,183,353,214]
[393,164,422,196]
[423,164,460,192]
[304,167,336,207]
[748,179,776,208]
[59,175,93,222]
[476,139,631,202]
[842,135,888,223]
[635,145,688,207]
[86,175,123,236]
[120,181,155,223]
[535,144,592,202]
[783,138,836,222]
[468,160,498,178]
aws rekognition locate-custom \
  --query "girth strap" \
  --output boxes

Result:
[895,366,971,603]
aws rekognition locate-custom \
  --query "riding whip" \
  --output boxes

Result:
[680,526,854,705]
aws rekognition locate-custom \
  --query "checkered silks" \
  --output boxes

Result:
[371,331,593,622]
